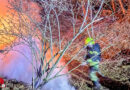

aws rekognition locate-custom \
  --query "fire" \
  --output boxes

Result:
[0,0,66,79]
[0,1,74,89]
[0,0,10,17]
[0,0,41,49]
[0,0,16,49]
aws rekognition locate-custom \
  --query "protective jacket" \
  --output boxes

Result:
[85,43,101,67]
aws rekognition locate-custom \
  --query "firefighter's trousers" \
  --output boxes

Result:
[90,64,101,88]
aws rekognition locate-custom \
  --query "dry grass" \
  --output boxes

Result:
[69,52,130,90]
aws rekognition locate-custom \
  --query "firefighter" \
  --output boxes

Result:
[81,37,101,90]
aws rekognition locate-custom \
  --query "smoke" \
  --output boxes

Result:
[0,44,33,84]
[0,41,75,90]
[0,0,75,89]
[42,74,75,90]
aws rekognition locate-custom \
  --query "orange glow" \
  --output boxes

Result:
[0,1,68,84]
[0,0,10,17]
[0,0,41,49]
[0,0,16,49]
[40,43,66,71]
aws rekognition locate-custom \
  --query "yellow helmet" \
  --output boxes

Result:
[85,37,95,45]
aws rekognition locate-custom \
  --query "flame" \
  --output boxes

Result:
[0,0,66,79]
[0,0,15,49]
[0,1,75,89]
[0,0,10,17]
[0,0,41,49]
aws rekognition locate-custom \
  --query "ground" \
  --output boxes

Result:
[1,51,129,90]
[0,0,130,90]
[69,50,130,90]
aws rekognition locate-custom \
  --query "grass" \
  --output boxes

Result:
[70,53,130,90]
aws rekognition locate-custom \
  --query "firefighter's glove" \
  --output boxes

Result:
[81,61,87,66]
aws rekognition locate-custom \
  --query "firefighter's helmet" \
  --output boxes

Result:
[85,37,95,45]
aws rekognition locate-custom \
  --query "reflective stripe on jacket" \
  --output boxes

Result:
[86,43,101,62]
[87,59,99,66]
[89,51,99,55]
